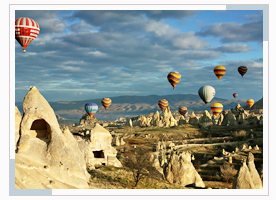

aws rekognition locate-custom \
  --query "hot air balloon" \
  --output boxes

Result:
[15,17,40,52]
[158,99,169,112]
[233,93,238,98]
[246,99,254,108]
[214,65,226,81]
[101,98,112,110]
[167,71,181,89]
[198,85,216,105]
[84,103,98,116]
[211,103,223,116]
[178,106,188,116]
[238,66,248,77]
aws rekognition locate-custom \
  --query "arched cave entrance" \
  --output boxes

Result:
[30,119,51,142]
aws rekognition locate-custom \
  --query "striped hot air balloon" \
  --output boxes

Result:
[101,98,112,110]
[15,17,40,52]
[238,66,248,77]
[246,99,254,108]
[211,103,223,116]
[167,72,181,89]
[233,93,238,98]
[178,106,188,116]
[158,99,169,112]
[214,65,226,81]
[84,103,98,116]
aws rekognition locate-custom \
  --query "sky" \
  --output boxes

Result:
[14,10,263,103]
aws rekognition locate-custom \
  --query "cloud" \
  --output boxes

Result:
[143,10,200,20]
[209,43,252,53]
[243,11,263,21]
[196,20,263,43]
[14,10,263,103]
[171,32,209,49]
[15,10,68,34]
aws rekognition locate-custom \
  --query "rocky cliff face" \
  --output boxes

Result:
[16,86,90,189]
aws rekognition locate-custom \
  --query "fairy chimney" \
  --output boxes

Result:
[164,151,205,188]
[247,152,263,189]
[16,86,89,188]
[15,106,21,150]
[89,123,122,167]
[232,158,255,189]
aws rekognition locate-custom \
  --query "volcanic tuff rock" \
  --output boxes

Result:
[15,106,21,150]
[151,111,160,126]
[16,86,89,189]
[247,112,260,124]
[199,110,213,128]
[247,152,263,189]
[232,153,263,189]
[164,151,205,188]
[89,123,122,167]
[79,114,98,126]
[221,110,238,126]
[189,112,199,125]
[178,116,187,125]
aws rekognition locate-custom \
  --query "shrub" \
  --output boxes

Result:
[123,147,158,187]
[233,130,247,139]
[220,162,238,183]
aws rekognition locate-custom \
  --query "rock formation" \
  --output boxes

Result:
[259,115,263,125]
[217,113,224,125]
[233,153,263,189]
[126,118,133,127]
[178,116,187,125]
[15,106,21,150]
[150,153,164,177]
[221,110,238,126]
[151,111,160,126]
[189,112,199,125]
[162,106,177,127]
[232,158,255,189]
[88,123,122,168]
[247,112,260,124]
[199,110,213,128]
[164,151,205,188]
[79,114,98,126]
[247,152,263,189]
[16,86,90,189]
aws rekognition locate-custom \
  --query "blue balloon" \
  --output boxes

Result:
[84,103,98,116]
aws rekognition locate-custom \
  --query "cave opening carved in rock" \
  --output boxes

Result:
[30,119,51,142]
[93,150,105,158]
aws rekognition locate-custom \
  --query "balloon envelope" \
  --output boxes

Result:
[211,103,223,116]
[84,103,98,115]
[167,72,181,89]
[101,98,112,110]
[233,93,238,98]
[178,106,188,116]
[214,65,226,81]
[198,85,216,105]
[246,99,254,108]
[15,17,40,51]
[238,66,248,77]
[158,99,169,111]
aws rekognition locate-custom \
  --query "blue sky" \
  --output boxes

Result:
[15,10,263,103]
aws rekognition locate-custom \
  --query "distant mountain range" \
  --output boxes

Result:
[15,94,259,123]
